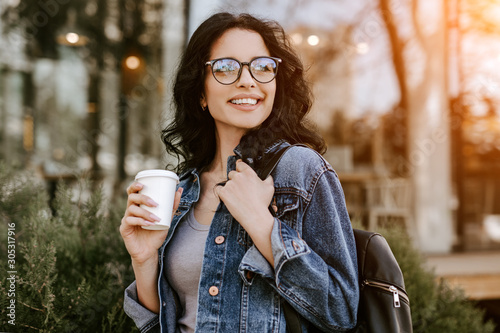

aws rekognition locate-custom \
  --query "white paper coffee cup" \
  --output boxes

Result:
[135,169,179,230]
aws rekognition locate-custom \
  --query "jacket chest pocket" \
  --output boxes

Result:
[273,193,300,229]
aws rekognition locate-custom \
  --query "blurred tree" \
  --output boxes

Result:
[463,0,500,35]
[371,0,455,251]
[378,0,409,160]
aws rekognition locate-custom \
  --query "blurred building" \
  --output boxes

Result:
[0,0,186,197]
[0,1,31,167]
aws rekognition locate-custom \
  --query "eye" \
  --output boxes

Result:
[214,59,239,73]
[252,58,276,73]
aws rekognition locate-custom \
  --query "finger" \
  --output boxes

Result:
[227,170,237,180]
[127,181,144,195]
[235,159,250,172]
[264,175,274,185]
[121,215,157,228]
[127,204,161,222]
[128,193,158,208]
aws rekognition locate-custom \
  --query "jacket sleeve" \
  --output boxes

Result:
[239,168,359,332]
[123,281,161,333]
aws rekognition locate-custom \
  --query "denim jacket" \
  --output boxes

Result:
[124,140,359,332]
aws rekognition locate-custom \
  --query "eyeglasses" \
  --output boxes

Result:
[205,57,282,85]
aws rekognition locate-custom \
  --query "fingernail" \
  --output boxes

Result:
[144,221,156,226]
[147,199,158,207]
[150,214,161,222]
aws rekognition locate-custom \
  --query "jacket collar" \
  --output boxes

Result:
[232,139,288,168]
[177,139,290,205]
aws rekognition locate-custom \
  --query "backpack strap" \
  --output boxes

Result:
[258,144,293,180]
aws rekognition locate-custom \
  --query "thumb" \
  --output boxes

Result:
[214,183,223,198]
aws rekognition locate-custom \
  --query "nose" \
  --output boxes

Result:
[237,64,256,87]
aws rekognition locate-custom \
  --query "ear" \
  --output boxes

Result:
[200,95,207,110]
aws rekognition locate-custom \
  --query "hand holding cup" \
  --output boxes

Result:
[120,170,181,265]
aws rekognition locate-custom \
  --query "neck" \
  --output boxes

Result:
[206,129,243,179]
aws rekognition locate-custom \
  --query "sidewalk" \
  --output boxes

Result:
[424,251,500,300]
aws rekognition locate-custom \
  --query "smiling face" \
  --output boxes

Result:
[202,28,277,142]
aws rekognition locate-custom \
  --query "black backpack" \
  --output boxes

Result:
[352,229,412,333]
[259,145,412,333]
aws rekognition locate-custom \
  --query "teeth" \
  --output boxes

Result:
[231,98,258,105]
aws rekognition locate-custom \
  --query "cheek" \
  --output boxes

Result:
[204,81,226,106]
[267,84,277,106]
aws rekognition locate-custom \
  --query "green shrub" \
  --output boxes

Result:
[0,162,138,332]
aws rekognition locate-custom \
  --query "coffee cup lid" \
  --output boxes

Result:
[135,169,179,182]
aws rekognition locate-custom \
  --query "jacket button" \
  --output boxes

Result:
[209,286,219,296]
[215,236,225,244]
[246,271,255,280]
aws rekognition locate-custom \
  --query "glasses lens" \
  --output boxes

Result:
[212,59,240,84]
[250,58,278,83]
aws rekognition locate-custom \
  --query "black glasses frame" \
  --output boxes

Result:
[205,57,282,85]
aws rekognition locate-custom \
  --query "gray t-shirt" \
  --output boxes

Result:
[164,208,210,333]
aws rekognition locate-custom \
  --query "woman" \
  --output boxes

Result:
[121,12,359,333]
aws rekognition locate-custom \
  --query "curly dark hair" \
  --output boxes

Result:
[162,12,325,174]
